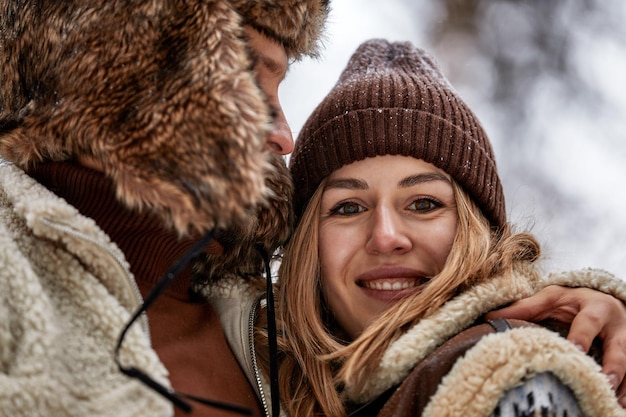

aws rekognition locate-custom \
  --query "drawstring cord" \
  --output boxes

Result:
[114,229,252,415]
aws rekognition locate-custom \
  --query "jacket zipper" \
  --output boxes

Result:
[40,217,150,339]
[249,298,271,417]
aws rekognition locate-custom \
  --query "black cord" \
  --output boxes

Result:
[114,231,216,355]
[114,229,252,416]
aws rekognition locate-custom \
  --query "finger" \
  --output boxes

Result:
[485,286,572,322]
[598,326,626,386]
[604,335,626,406]
[617,378,626,408]
[565,309,605,354]
[564,295,626,392]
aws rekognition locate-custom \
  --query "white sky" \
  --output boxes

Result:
[281,1,626,279]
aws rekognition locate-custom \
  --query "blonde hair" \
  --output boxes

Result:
[270,179,540,417]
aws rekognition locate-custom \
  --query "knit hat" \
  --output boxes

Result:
[290,39,505,227]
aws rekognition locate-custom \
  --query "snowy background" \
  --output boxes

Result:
[281,0,626,278]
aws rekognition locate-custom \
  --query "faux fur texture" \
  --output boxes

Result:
[350,265,626,412]
[231,0,330,59]
[193,153,294,284]
[422,327,626,417]
[0,0,327,240]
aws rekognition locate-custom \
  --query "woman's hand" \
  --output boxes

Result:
[485,285,626,407]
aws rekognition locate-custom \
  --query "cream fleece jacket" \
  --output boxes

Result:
[0,160,172,416]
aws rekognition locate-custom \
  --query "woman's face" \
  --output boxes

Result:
[319,155,458,339]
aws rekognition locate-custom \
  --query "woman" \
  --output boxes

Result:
[274,39,626,416]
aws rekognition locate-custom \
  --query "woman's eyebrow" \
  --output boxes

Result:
[398,173,451,188]
[324,173,450,191]
[324,178,368,191]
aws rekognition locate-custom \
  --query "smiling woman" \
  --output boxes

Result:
[263,39,626,417]
[319,155,458,339]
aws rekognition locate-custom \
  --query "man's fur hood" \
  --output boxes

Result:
[0,0,329,257]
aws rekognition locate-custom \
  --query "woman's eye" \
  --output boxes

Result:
[330,201,365,216]
[408,198,440,212]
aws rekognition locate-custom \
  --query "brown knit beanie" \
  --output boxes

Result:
[290,39,506,227]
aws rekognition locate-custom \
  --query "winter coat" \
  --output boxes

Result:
[0,161,282,416]
[207,278,278,416]
[348,265,626,417]
[0,160,172,416]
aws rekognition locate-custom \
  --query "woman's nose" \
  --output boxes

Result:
[365,207,412,255]
[266,107,294,155]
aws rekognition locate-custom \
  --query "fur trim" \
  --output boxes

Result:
[192,153,293,284]
[0,1,317,238]
[200,274,256,300]
[422,327,625,417]
[230,0,330,59]
[541,268,626,301]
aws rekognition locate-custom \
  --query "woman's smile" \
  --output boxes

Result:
[356,265,430,300]
[359,278,420,291]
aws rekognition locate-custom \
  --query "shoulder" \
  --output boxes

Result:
[420,323,623,417]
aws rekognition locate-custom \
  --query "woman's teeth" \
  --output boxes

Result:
[361,279,418,290]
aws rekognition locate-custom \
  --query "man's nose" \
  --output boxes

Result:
[266,108,294,155]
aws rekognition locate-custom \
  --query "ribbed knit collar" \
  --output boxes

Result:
[26,161,222,300]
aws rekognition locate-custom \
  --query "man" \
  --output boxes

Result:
[0,1,328,416]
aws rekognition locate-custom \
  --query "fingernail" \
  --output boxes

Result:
[574,343,585,353]
[607,373,619,390]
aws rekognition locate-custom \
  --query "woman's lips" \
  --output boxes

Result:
[356,267,430,300]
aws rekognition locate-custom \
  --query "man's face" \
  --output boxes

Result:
[244,26,293,155]
[194,27,295,281]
